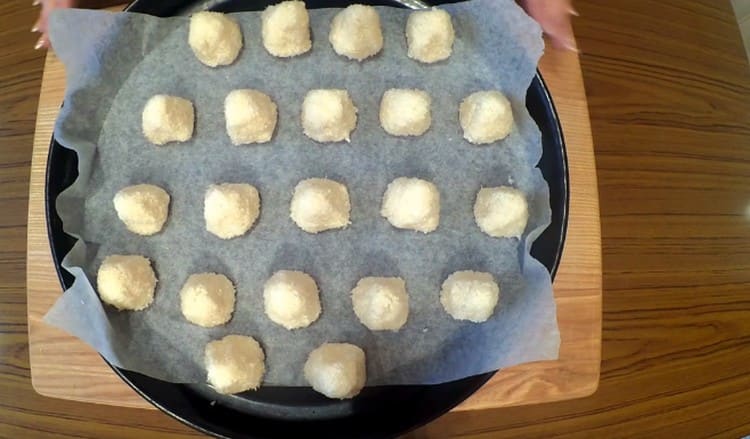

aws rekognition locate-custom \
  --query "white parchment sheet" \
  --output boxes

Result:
[45,0,560,386]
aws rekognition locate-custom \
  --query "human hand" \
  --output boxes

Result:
[31,1,576,51]
[519,0,577,51]
[31,0,78,49]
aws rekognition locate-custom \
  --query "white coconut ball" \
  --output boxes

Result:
[204,183,261,239]
[113,184,170,236]
[351,277,409,331]
[290,178,351,233]
[379,88,432,137]
[263,270,321,330]
[180,273,236,327]
[225,89,278,145]
[440,271,500,323]
[142,95,194,145]
[473,186,529,238]
[189,11,243,67]
[261,1,311,57]
[406,8,455,64]
[97,255,157,311]
[301,89,358,143]
[204,335,265,394]
[304,343,366,399]
[381,177,440,233]
[459,90,514,144]
[329,4,383,61]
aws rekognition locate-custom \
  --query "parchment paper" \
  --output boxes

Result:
[45,0,560,386]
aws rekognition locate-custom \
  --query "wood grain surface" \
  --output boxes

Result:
[25,6,601,414]
[3,0,750,438]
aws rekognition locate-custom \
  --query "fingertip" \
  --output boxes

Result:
[34,35,47,50]
[548,35,579,52]
[560,37,579,52]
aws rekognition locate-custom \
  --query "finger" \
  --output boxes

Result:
[543,15,577,51]
[36,0,76,33]
[34,34,48,50]
[520,0,577,51]
[34,1,53,35]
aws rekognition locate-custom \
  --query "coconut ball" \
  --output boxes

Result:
[263,270,321,330]
[304,343,366,399]
[204,183,261,239]
[351,277,409,331]
[189,11,243,67]
[440,271,500,323]
[290,178,351,233]
[406,8,455,64]
[113,184,170,236]
[180,273,236,327]
[142,95,194,145]
[380,177,440,233]
[261,1,311,57]
[379,88,432,137]
[204,335,265,394]
[329,4,383,61]
[97,255,157,311]
[473,186,529,238]
[459,90,514,144]
[301,89,358,143]
[225,89,278,145]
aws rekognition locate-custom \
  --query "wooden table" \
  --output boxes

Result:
[2,0,750,437]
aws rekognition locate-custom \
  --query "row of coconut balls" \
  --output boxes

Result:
[141,88,515,146]
[97,257,500,397]
[188,3,455,66]
[113,177,529,239]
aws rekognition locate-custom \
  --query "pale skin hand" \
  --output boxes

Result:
[31,0,77,49]
[32,0,575,50]
[520,0,577,50]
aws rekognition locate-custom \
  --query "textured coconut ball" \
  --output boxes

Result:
[189,11,243,67]
[204,335,265,394]
[261,1,311,57]
[113,184,170,236]
[405,8,454,64]
[180,273,236,327]
[301,89,358,143]
[351,277,409,331]
[406,8,455,64]
[290,178,351,233]
[204,183,261,239]
[380,177,440,233]
[440,271,500,323]
[473,186,529,238]
[459,90,514,144]
[329,4,383,61]
[97,255,157,311]
[142,95,194,145]
[379,88,432,137]
[225,89,278,145]
[263,270,321,330]
[304,343,366,399]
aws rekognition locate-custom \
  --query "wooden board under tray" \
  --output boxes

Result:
[26,13,601,410]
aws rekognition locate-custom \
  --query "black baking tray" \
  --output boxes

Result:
[44,0,569,437]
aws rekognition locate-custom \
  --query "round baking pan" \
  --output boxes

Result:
[45,0,568,437]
